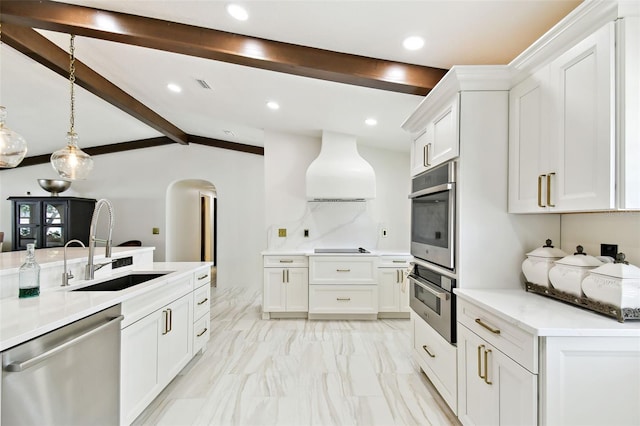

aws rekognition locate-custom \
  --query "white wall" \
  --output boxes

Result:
[560,212,640,265]
[0,144,265,289]
[264,130,410,252]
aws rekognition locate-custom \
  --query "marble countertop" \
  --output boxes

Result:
[0,261,211,352]
[455,288,640,337]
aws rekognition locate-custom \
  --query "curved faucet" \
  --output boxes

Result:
[85,199,115,280]
[61,239,85,286]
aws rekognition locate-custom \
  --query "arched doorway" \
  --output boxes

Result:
[166,179,217,285]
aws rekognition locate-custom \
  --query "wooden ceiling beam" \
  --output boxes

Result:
[1,22,189,145]
[1,1,447,96]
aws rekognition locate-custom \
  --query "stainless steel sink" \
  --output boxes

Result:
[72,272,171,292]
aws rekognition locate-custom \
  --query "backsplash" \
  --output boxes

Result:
[560,212,640,265]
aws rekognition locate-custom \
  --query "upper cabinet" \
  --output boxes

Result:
[410,95,460,176]
[509,11,639,213]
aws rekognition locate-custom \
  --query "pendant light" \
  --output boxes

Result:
[0,23,28,168]
[51,34,93,180]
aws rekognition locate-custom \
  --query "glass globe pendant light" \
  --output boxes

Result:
[51,34,93,180]
[0,23,28,168]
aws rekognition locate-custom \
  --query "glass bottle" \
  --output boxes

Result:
[19,243,40,298]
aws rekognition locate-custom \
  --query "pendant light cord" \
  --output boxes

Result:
[69,34,76,134]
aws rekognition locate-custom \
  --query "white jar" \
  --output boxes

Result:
[522,239,567,287]
[549,246,603,297]
[581,254,640,309]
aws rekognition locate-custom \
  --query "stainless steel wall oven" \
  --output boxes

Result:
[409,262,456,344]
[409,161,455,270]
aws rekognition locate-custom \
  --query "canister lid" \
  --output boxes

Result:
[589,253,640,279]
[555,245,603,267]
[526,239,567,259]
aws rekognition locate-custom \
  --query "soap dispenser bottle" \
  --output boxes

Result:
[19,243,40,298]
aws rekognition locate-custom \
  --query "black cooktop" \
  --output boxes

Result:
[314,248,370,254]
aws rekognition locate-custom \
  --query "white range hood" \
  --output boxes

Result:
[305,131,376,201]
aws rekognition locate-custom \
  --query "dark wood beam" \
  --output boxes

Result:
[1,1,447,95]
[4,135,263,169]
[1,22,189,145]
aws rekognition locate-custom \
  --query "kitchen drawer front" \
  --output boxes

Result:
[193,283,211,321]
[412,312,457,413]
[193,267,211,286]
[309,285,378,314]
[193,315,210,354]
[264,255,308,268]
[309,257,378,284]
[378,255,412,268]
[458,299,537,373]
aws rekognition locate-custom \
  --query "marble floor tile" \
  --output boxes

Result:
[133,287,460,426]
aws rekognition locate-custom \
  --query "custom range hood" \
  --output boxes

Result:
[306,131,376,201]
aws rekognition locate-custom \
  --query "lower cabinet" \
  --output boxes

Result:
[378,255,411,316]
[193,268,211,354]
[308,284,378,315]
[457,324,537,426]
[263,255,309,317]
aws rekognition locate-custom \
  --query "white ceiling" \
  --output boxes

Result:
[0,0,582,158]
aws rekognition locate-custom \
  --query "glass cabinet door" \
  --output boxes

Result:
[43,202,66,247]
[16,202,40,249]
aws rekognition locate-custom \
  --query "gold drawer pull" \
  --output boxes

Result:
[279,259,294,263]
[477,345,485,379]
[546,172,556,207]
[537,174,546,208]
[336,269,351,272]
[484,349,493,385]
[422,345,435,358]
[197,327,208,337]
[392,260,406,263]
[475,318,501,334]
[336,297,351,301]
[197,298,209,306]
[197,274,209,280]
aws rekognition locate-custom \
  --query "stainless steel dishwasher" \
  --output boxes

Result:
[2,305,123,425]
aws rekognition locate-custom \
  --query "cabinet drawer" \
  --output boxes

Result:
[378,255,412,268]
[458,299,537,373]
[309,285,378,314]
[194,267,211,285]
[263,255,308,268]
[193,315,210,354]
[412,312,457,413]
[193,283,211,321]
[309,256,378,284]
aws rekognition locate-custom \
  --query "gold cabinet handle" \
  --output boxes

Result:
[423,143,432,166]
[168,308,173,333]
[537,174,546,207]
[422,345,436,358]
[197,327,208,337]
[475,318,500,334]
[546,172,555,207]
[477,344,485,379]
[392,260,406,263]
[336,269,351,272]
[279,259,294,263]
[162,310,169,335]
[336,297,351,301]
[286,269,289,282]
[197,298,209,306]
[484,349,493,385]
[282,270,286,282]
[197,274,209,280]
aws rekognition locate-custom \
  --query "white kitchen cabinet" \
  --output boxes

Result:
[378,255,411,317]
[410,94,459,177]
[411,312,457,414]
[121,292,193,425]
[457,323,537,426]
[308,284,378,315]
[263,255,308,318]
[193,267,211,354]
[541,336,640,425]
[509,20,639,212]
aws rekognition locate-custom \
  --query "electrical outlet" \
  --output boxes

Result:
[381,228,388,238]
[278,228,287,237]
[600,243,618,258]
[304,229,309,237]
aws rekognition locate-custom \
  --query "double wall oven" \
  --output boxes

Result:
[408,161,457,344]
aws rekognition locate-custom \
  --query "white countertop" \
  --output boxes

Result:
[261,249,411,257]
[0,261,211,352]
[455,288,640,337]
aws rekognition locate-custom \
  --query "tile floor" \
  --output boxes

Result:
[133,287,460,426]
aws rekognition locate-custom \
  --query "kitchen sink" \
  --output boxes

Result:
[72,272,172,292]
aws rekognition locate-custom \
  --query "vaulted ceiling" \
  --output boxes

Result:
[0,0,582,165]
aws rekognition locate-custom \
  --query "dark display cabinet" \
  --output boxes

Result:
[9,196,96,251]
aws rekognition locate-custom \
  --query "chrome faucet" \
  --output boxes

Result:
[61,239,85,286]
[85,199,115,280]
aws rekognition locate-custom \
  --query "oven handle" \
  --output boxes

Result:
[408,183,454,199]
[408,275,450,301]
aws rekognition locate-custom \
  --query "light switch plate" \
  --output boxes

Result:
[278,228,287,237]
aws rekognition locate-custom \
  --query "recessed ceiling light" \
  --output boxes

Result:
[365,118,378,126]
[167,83,182,93]
[227,4,249,21]
[266,101,280,110]
[403,36,425,51]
